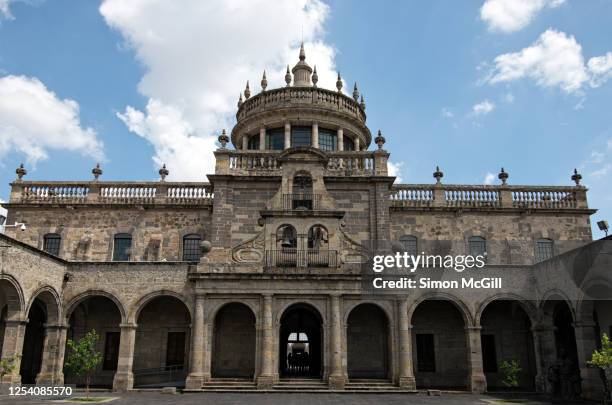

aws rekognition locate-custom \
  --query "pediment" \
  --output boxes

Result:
[277,147,328,164]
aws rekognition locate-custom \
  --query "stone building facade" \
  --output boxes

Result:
[1,45,611,400]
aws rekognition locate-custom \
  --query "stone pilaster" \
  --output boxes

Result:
[398,299,416,389]
[312,122,319,149]
[337,128,344,151]
[466,326,487,393]
[328,294,346,390]
[0,319,26,384]
[531,323,556,393]
[259,127,266,151]
[112,323,137,392]
[284,122,291,149]
[186,295,207,389]
[36,324,68,385]
[257,294,275,389]
[574,321,604,399]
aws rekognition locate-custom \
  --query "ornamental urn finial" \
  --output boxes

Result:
[336,72,343,92]
[218,129,229,149]
[237,93,243,108]
[433,165,444,184]
[498,167,509,185]
[353,82,359,101]
[374,130,386,150]
[92,163,102,181]
[15,163,26,181]
[571,168,582,186]
[285,65,292,87]
[261,71,267,91]
[244,81,251,99]
[360,95,366,110]
[312,65,318,88]
[159,164,169,182]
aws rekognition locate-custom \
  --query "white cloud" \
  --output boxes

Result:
[0,0,13,20]
[100,0,339,180]
[590,164,611,179]
[484,172,496,185]
[485,29,612,94]
[472,99,495,116]
[388,161,404,183]
[480,0,565,33]
[441,107,454,119]
[0,75,104,165]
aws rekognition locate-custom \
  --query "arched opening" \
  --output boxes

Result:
[212,303,256,379]
[65,295,122,388]
[480,300,537,391]
[273,225,298,267]
[133,296,191,388]
[279,304,323,378]
[19,299,46,384]
[347,304,389,379]
[291,172,313,210]
[0,279,23,358]
[411,300,468,389]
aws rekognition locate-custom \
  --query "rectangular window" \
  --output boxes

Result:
[182,236,202,262]
[469,237,487,259]
[318,129,337,151]
[43,234,61,256]
[535,239,554,262]
[416,333,435,372]
[266,128,285,150]
[103,332,120,370]
[481,334,498,373]
[400,236,418,256]
[291,126,311,147]
[166,332,186,368]
[113,234,132,261]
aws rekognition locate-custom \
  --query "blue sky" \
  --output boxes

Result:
[0,0,611,238]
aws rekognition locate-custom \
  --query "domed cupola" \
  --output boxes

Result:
[291,43,313,87]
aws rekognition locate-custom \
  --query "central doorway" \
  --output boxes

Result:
[279,304,323,378]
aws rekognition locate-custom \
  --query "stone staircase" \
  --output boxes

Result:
[201,378,258,392]
[274,378,329,391]
[345,379,416,393]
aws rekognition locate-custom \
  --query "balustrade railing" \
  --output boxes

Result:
[283,193,321,210]
[265,249,338,268]
[326,152,375,175]
[10,182,213,205]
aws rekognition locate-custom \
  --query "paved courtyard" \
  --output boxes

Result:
[0,392,587,405]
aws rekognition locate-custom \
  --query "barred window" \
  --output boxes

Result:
[468,236,487,258]
[399,235,418,256]
[183,234,202,262]
[43,234,61,256]
[343,136,355,151]
[266,128,284,150]
[291,126,311,147]
[535,238,554,262]
[318,129,337,151]
[247,135,260,150]
[113,233,132,261]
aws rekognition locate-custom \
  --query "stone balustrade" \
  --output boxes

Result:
[9,182,214,206]
[391,184,589,210]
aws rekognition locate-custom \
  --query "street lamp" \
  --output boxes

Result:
[598,220,609,237]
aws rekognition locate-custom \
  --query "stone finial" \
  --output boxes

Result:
[285,65,292,87]
[244,81,251,99]
[158,164,169,181]
[91,163,102,181]
[261,71,267,91]
[374,130,386,150]
[433,165,444,184]
[299,42,306,61]
[15,163,27,181]
[291,42,313,86]
[353,82,359,101]
[218,129,229,149]
[237,93,243,108]
[360,95,366,110]
[571,168,582,186]
[498,167,509,185]
[312,66,318,88]
[336,72,343,92]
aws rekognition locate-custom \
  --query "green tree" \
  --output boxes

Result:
[0,354,20,382]
[500,359,522,389]
[589,333,612,404]
[64,329,102,397]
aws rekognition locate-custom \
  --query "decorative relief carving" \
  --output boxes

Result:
[231,230,265,263]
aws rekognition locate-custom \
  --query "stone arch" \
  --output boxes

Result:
[64,290,127,323]
[20,297,47,384]
[408,292,474,326]
[346,303,390,379]
[26,286,61,325]
[211,302,257,379]
[0,274,25,320]
[475,293,537,327]
[279,302,324,378]
[540,290,576,322]
[129,290,192,324]
[275,300,326,327]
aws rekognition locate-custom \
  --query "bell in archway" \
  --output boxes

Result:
[281,236,293,248]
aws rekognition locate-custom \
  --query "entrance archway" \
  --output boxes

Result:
[0,278,23,365]
[279,304,323,378]
[480,300,537,390]
[133,295,191,387]
[211,303,256,378]
[19,299,46,384]
[347,304,389,379]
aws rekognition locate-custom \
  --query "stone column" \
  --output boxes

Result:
[242,136,248,150]
[0,319,26,384]
[259,127,266,151]
[574,321,604,399]
[466,326,487,393]
[328,294,345,389]
[284,122,291,149]
[398,299,416,389]
[354,137,360,151]
[337,128,344,151]
[186,294,206,389]
[312,122,319,149]
[36,324,68,385]
[257,294,275,389]
[531,322,556,393]
[112,323,137,392]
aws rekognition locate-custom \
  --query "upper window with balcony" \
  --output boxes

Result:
[291,126,311,147]
[318,129,337,151]
[266,128,284,150]
[247,135,260,150]
[343,136,355,151]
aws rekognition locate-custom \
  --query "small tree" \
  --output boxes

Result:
[500,359,522,389]
[64,329,102,397]
[0,354,21,382]
[589,333,612,404]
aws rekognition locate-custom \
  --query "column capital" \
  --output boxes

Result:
[4,319,28,326]
[119,323,138,329]
[465,325,482,331]
[44,323,69,330]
